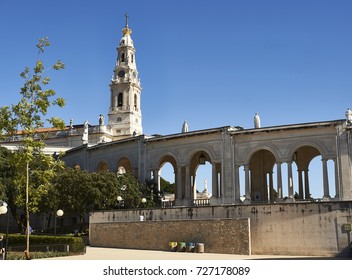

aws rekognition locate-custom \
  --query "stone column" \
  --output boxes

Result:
[153,169,160,192]
[304,170,310,199]
[185,165,191,199]
[145,170,152,181]
[298,170,303,199]
[176,166,183,200]
[268,172,274,202]
[276,162,283,199]
[334,159,340,199]
[114,95,118,108]
[322,159,330,199]
[192,174,197,199]
[234,165,241,203]
[212,163,218,198]
[287,162,293,198]
[244,165,251,200]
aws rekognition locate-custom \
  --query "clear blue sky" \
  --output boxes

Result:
[1,0,351,196]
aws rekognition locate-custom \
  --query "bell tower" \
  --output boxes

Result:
[108,14,142,138]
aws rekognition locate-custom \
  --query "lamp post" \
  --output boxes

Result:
[0,200,9,260]
[117,196,123,209]
[54,209,64,235]
[0,202,7,215]
[141,197,147,207]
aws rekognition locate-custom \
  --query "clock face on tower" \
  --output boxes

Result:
[118,70,125,77]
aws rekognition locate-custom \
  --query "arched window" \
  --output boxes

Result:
[121,53,125,62]
[134,94,137,110]
[118,93,123,107]
[131,54,134,63]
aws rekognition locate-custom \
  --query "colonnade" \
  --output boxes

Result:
[109,142,342,206]
[236,157,339,203]
[108,154,341,206]
[118,155,340,206]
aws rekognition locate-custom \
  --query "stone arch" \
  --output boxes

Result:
[287,141,328,161]
[188,150,219,201]
[159,154,178,171]
[185,146,217,164]
[292,145,321,171]
[97,161,109,172]
[157,153,178,203]
[117,156,132,175]
[249,149,277,202]
[289,144,334,200]
[243,144,281,165]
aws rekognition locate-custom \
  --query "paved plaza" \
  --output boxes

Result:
[48,246,319,260]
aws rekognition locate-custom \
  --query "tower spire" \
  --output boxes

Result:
[109,13,142,139]
[122,13,132,36]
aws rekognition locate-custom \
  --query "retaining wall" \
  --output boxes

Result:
[90,218,250,254]
[89,201,352,256]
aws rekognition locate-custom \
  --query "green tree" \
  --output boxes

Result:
[91,171,120,210]
[0,147,19,228]
[116,172,144,209]
[51,169,145,231]
[53,167,98,231]
[0,147,14,198]
[160,177,175,194]
[0,147,65,232]
[143,177,174,208]
[0,37,65,259]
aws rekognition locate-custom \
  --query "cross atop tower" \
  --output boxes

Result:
[125,13,129,27]
[122,13,132,36]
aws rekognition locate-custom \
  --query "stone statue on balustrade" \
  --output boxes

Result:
[82,120,89,144]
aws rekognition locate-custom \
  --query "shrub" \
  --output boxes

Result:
[1,233,85,259]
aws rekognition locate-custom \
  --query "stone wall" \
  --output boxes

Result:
[89,219,251,255]
[89,201,352,256]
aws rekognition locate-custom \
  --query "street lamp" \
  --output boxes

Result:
[54,209,64,235]
[0,203,7,215]
[141,197,147,206]
[0,200,9,260]
[117,196,123,209]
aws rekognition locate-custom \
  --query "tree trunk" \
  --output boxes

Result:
[25,162,30,260]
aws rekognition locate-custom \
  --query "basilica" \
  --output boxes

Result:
[2,15,352,256]
[2,15,352,207]
[60,16,352,208]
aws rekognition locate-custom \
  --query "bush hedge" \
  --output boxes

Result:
[1,233,86,259]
